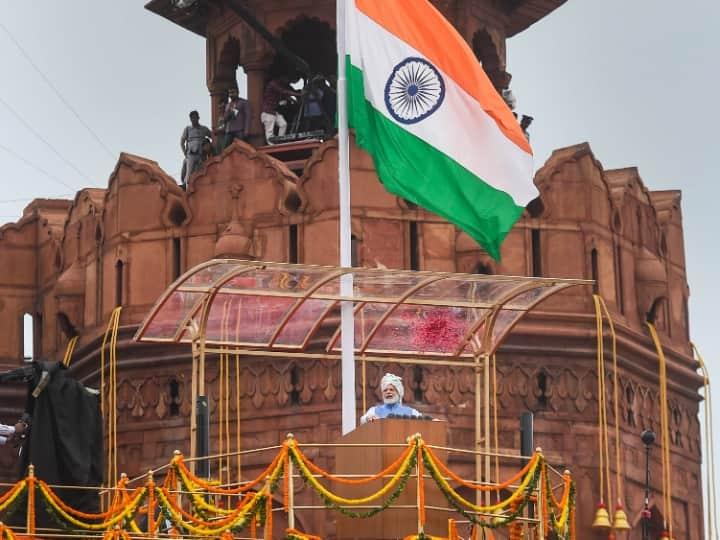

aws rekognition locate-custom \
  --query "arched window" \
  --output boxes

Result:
[351,234,360,267]
[590,248,599,294]
[614,244,624,313]
[531,229,542,277]
[115,260,124,307]
[408,222,419,270]
[536,371,549,409]
[289,224,299,264]
[412,365,424,402]
[172,238,182,280]
[625,384,636,427]
[23,313,34,361]
[289,365,301,406]
[169,378,181,416]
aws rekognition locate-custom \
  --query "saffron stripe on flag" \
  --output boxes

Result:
[348,7,535,205]
[354,0,530,155]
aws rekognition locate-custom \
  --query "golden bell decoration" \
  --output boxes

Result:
[660,531,671,540]
[612,503,631,530]
[592,502,612,529]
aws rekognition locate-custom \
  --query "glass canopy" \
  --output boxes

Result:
[134,259,589,359]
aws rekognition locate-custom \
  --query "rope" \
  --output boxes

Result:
[646,323,672,535]
[595,296,624,509]
[62,336,78,367]
[101,307,122,508]
[693,343,718,540]
[235,303,243,485]
[491,353,500,503]
[592,296,610,506]
[218,300,230,486]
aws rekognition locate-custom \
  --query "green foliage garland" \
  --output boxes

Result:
[290,445,417,519]
[422,447,540,529]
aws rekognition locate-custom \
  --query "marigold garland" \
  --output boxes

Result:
[291,445,417,519]
[424,444,538,492]
[38,483,147,531]
[154,485,263,536]
[37,479,131,521]
[173,470,238,516]
[285,526,322,540]
[423,449,540,528]
[0,436,575,538]
[289,438,415,485]
[173,446,286,495]
[423,446,539,513]
[0,481,26,513]
[289,438,417,506]
[0,524,16,540]
[157,486,255,528]
[542,466,575,537]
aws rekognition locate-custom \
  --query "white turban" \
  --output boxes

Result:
[381,373,404,402]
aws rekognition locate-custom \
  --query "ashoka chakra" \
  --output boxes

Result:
[384,57,445,124]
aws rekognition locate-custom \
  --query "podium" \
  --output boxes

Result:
[334,418,448,539]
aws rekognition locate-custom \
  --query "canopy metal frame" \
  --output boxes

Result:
[134,258,590,498]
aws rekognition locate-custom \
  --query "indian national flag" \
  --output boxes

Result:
[346,0,536,261]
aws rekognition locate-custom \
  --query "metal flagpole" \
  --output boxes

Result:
[337,0,356,434]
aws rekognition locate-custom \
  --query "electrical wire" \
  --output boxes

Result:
[0,95,93,184]
[0,21,116,160]
[0,142,79,192]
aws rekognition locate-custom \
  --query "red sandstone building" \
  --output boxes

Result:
[0,1,704,538]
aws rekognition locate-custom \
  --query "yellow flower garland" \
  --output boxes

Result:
[0,435,574,538]
[423,447,540,513]
[0,524,17,540]
[156,486,256,528]
[173,447,285,495]
[0,480,26,513]
[154,486,262,536]
[38,483,147,531]
[289,439,415,485]
[289,439,417,506]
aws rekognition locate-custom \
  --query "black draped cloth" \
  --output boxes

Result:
[4,361,103,529]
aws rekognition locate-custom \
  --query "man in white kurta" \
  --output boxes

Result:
[360,373,422,424]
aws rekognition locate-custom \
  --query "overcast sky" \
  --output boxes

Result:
[1,0,718,528]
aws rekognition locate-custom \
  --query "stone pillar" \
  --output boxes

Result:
[209,85,229,153]
[244,62,269,147]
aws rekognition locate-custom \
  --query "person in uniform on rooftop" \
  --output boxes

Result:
[261,75,301,144]
[301,75,328,133]
[360,372,422,424]
[180,110,213,187]
[223,87,252,148]
[520,114,533,142]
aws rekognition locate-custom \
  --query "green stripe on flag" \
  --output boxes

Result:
[346,58,523,261]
